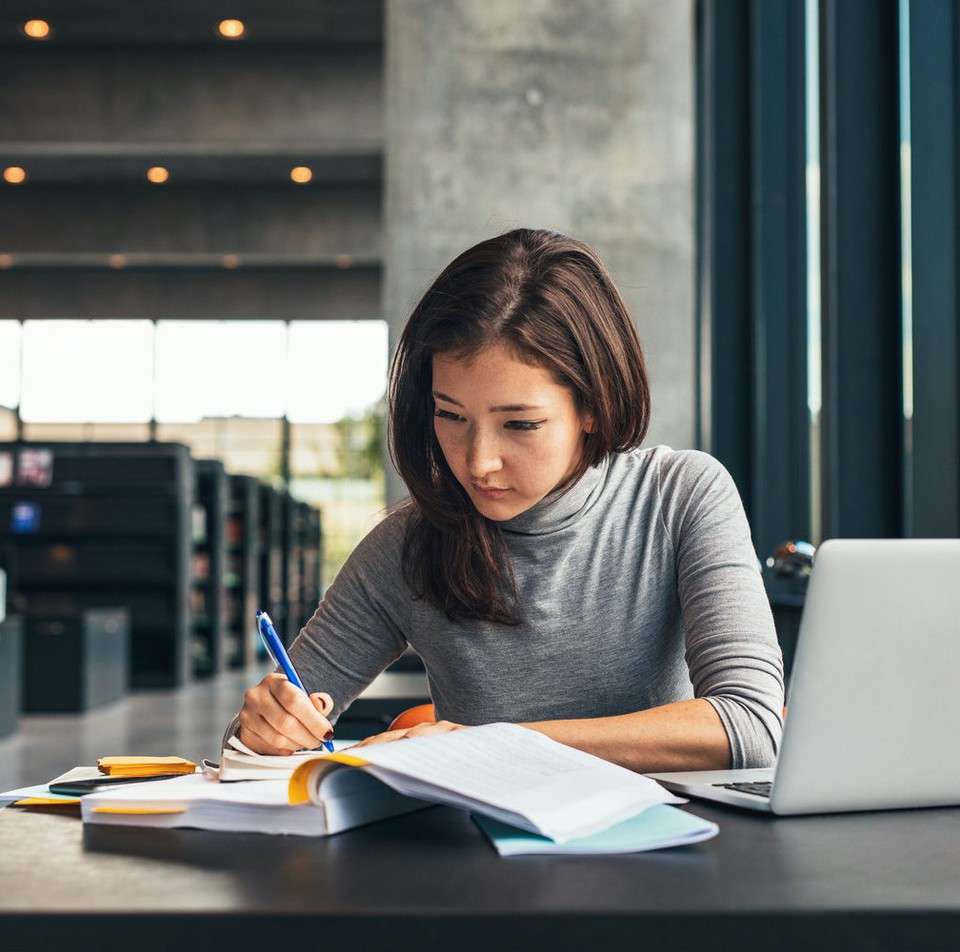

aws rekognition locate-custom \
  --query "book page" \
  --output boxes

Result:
[349,723,679,842]
[356,723,589,796]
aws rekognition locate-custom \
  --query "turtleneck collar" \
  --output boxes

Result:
[499,456,609,536]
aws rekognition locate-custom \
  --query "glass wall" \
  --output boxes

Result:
[3,318,389,583]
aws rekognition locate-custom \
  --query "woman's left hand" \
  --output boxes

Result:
[349,720,464,747]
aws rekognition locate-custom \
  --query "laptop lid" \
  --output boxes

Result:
[649,538,960,815]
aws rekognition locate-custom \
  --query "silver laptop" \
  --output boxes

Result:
[647,538,960,815]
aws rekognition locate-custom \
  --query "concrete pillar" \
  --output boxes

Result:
[384,0,696,502]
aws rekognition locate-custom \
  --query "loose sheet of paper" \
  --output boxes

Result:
[474,803,718,855]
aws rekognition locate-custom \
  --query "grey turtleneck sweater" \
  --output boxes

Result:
[232,446,785,768]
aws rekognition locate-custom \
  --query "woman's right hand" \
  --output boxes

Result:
[237,672,334,755]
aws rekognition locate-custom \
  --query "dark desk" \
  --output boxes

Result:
[2,801,959,951]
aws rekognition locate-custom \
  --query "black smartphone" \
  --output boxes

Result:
[49,774,186,796]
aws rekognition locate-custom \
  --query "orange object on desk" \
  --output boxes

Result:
[388,704,436,731]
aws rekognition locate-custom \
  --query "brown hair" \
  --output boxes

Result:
[389,228,650,624]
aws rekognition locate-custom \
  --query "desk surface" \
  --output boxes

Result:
[2,800,959,951]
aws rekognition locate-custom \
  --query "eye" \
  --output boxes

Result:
[505,420,545,431]
[433,407,464,422]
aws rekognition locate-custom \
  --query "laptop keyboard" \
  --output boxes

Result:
[713,781,773,799]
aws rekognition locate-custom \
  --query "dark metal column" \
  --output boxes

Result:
[696,0,753,510]
[904,0,960,537]
[819,0,903,538]
[749,0,810,557]
[696,0,810,556]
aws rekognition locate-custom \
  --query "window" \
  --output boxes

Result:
[5,318,390,583]
[698,0,960,546]
[287,321,389,576]
[20,320,154,441]
[0,321,21,440]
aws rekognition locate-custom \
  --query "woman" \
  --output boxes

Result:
[231,228,784,772]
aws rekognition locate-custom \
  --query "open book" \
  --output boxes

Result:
[290,723,683,842]
[83,724,691,845]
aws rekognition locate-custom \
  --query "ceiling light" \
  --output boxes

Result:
[146,166,169,184]
[22,20,50,39]
[290,166,313,184]
[218,20,245,39]
[3,167,27,184]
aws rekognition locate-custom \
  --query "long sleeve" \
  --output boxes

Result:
[661,451,785,766]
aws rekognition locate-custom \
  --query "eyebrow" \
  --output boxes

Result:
[432,390,546,413]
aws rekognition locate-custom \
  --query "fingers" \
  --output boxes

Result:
[349,728,409,748]
[350,720,463,749]
[237,673,334,755]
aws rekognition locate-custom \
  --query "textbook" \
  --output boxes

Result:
[84,723,684,843]
[81,772,423,836]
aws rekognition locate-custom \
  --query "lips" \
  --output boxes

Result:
[472,484,510,499]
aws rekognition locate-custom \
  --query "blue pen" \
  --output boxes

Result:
[256,610,335,753]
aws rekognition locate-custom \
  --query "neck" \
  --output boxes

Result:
[500,457,608,535]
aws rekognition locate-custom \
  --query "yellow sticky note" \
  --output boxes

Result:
[14,797,81,807]
[98,756,196,776]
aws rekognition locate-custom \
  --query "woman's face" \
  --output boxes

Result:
[431,342,593,521]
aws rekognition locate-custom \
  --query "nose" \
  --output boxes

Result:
[465,426,503,479]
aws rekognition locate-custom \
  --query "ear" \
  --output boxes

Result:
[582,413,595,434]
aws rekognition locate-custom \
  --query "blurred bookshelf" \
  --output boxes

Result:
[226,474,261,669]
[0,440,327,687]
[191,459,228,677]
[0,441,193,688]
